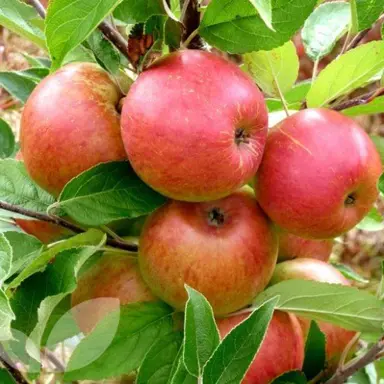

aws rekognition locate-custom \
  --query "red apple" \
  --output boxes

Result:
[71,251,157,334]
[121,50,268,202]
[278,232,334,262]
[270,258,356,371]
[21,63,127,196]
[255,109,382,239]
[217,311,304,384]
[139,188,278,315]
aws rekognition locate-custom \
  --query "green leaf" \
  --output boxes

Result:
[137,332,183,384]
[64,302,174,381]
[7,229,105,291]
[371,135,384,164]
[87,30,120,75]
[0,288,15,341]
[244,41,299,97]
[302,321,326,380]
[0,159,55,212]
[248,0,273,30]
[379,173,384,195]
[3,232,43,278]
[253,280,384,333]
[332,263,369,284]
[202,297,278,384]
[183,285,220,377]
[307,41,384,107]
[356,207,384,231]
[378,261,384,301]
[18,68,49,82]
[0,72,38,104]
[114,0,165,23]
[0,369,15,384]
[169,351,196,384]
[55,161,167,227]
[0,234,12,286]
[200,0,317,54]
[355,0,383,32]
[0,120,15,159]
[343,96,384,116]
[271,371,307,384]
[0,0,46,49]
[45,0,122,70]
[301,2,351,61]
[22,54,51,68]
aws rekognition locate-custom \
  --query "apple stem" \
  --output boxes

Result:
[182,29,200,49]
[311,59,319,84]
[180,0,204,49]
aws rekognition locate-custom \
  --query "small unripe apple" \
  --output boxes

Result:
[217,311,304,384]
[278,232,334,262]
[139,188,278,315]
[255,109,382,239]
[21,63,127,196]
[71,252,157,334]
[121,50,268,202]
[270,258,356,372]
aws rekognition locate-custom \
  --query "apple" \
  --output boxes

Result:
[255,109,382,239]
[270,258,356,372]
[278,232,334,262]
[139,187,278,315]
[217,311,304,384]
[71,251,157,334]
[21,62,127,196]
[121,50,268,202]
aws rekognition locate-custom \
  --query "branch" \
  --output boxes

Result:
[28,0,134,68]
[331,88,384,111]
[180,0,203,49]
[325,337,384,384]
[346,28,370,51]
[0,344,30,384]
[0,201,138,252]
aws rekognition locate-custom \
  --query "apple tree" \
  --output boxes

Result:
[0,0,384,383]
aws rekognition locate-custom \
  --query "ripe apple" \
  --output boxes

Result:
[71,251,157,334]
[139,187,278,315]
[121,50,268,202]
[255,109,382,239]
[21,62,127,196]
[270,258,356,371]
[217,311,304,384]
[278,232,334,262]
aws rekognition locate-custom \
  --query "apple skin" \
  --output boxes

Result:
[270,258,356,372]
[121,50,268,202]
[21,62,126,196]
[217,311,304,384]
[139,187,278,315]
[255,109,382,239]
[278,232,334,262]
[71,251,157,334]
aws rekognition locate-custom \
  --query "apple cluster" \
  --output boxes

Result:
[18,50,382,383]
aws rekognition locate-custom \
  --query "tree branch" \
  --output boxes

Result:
[180,0,203,49]
[0,201,138,252]
[27,0,46,18]
[331,88,384,111]
[0,344,30,384]
[325,337,384,384]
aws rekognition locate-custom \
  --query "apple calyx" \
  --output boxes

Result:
[344,193,356,206]
[234,127,250,145]
[208,207,225,226]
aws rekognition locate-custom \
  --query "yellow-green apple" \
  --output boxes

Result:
[71,251,156,334]
[278,232,333,262]
[21,63,126,196]
[255,109,382,239]
[121,50,268,202]
[270,258,356,372]
[217,311,304,384]
[139,187,278,315]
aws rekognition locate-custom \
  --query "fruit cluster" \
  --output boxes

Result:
[18,50,382,383]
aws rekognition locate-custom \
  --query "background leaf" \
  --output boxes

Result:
[356,207,384,232]
[200,0,317,53]
[45,0,121,70]
[332,263,369,284]
[0,288,15,341]
[253,280,384,333]
[0,72,38,104]
[307,41,384,107]
[0,369,15,384]
[301,1,351,61]
[0,234,12,286]
[56,161,167,226]
[114,0,165,23]
[243,41,299,97]
[271,371,308,384]
[183,286,220,377]
[248,0,273,30]
[355,0,383,31]
[343,96,384,116]
[202,297,277,384]
[0,120,15,159]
